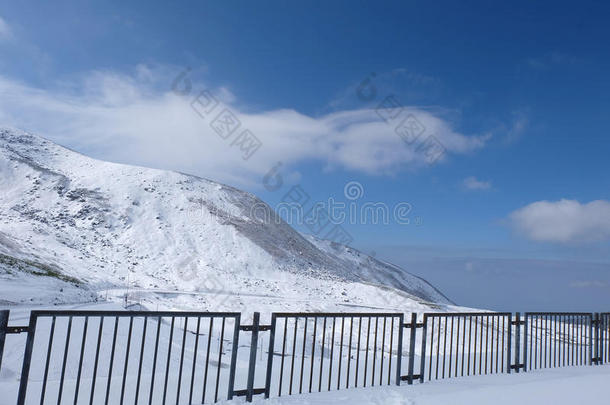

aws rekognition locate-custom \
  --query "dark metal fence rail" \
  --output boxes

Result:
[263,313,404,399]
[0,309,608,405]
[524,313,592,371]
[15,311,240,405]
[419,313,511,382]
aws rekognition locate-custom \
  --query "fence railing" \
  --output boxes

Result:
[0,309,608,404]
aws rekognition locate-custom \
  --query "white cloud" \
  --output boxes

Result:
[505,111,529,144]
[509,199,610,243]
[0,66,488,187]
[462,176,491,190]
[0,17,11,40]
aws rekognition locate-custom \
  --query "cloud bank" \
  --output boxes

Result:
[510,199,610,243]
[0,65,488,186]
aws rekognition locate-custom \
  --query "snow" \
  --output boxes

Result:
[229,365,610,405]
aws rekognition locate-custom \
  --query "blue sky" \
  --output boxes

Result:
[1,1,609,310]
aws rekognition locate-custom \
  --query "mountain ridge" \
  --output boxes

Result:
[0,127,452,312]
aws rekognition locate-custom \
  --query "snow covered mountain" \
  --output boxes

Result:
[0,128,452,312]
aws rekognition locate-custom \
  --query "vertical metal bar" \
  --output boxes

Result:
[506,313,512,374]
[468,316,473,375]
[309,316,317,393]
[533,316,537,369]
[407,313,417,384]
[415,313,424,384]
[524,313,534,371]
[522,314,527,372]
[484,316,489,374]
[379,317,386,386]
[149,316,162,405]
[120,317,134,405]
[495,315,500,373]
[135,316,149,405]
[246,312,260,402]
[299,316,308,394]
[16,312,38,405]
[478,315,483,375]
[371,317,378,387]
[544,315,548,368]
[214,317,226,403]
[0,310,8,374]
[387,316,394,386]
[563,315,567,367]
[461,315,466,376]
[455,316,461,376]
[74,316,89,405]
[397,314,406,385]
[278,317,288,396]
[161,316,175,405]
[428,315,434,381]
[57,316,73,405]
[227,314,241,401]
[290,318,298,395]
[472,316,478,376]
[40,316,56,405]
[436,318,442,379]
[338,317,345,390]
[176,317,188,404]
[442,317,448,378]
[319,317,327,391]
[89,317,104,405]
[488,316,494,374]
[104,316,119,405]
[500,316,505,373]
[448,316,454,377]
[589,314,593,365]
[201,317,214,404]
[329,317,336,390]
[345,316,353,389]
[265,314,277,399]
[355,316,362,388]
[362,317,370,388]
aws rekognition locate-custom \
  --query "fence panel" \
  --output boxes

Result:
[420,313,512,382]
[264,312,404,399]
[15,310,240,405]
[524,313,592,371]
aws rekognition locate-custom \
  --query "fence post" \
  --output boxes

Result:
[0,310,8,373]
[407,313,417,385]
[514,312,521,373]
[17,311,38,405]
[418,314,428,383]
[507,313,512,374]
[594,313,600,365]
[522,313,528,372]
[395,313,404,386]
[246,312,261,402]
[227,313,241,400]
[264,314,277,398]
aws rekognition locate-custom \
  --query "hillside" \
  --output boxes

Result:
[0,127,452,312]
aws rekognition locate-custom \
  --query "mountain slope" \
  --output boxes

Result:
[0,128,452,311]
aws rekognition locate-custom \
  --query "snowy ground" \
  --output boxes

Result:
[228,365,610,405]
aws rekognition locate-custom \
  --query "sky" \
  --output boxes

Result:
[0,0,609,311]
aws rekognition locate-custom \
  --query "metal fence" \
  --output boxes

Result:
[0,309,608,404]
